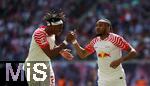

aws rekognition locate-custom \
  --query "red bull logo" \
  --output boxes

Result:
[98,51,110,58]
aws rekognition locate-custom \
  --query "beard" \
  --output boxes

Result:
[95,33,103,37]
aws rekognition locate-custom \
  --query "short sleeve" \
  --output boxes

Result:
[34,31,49,49]
[84,42,95,54]
[117,36,130,51]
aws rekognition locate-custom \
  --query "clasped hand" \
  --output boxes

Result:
[66,31,76,43]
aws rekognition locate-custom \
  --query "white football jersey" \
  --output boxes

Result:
[24,26,55,85]
[25,26,55,61]
[84,33,130,81]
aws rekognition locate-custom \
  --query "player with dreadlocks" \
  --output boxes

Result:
[24,9,73,86]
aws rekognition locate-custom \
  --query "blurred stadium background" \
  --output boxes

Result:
[0,0,149,86]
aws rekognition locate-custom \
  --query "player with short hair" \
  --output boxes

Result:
[67,18,137,86]
[24,10,73,86]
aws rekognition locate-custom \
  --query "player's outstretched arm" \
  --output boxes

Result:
[72,40,91,59]
[59,49,74,61]
[66,31,91,59]
[41,41,68,59]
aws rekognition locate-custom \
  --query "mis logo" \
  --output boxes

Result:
[98,51,110,58]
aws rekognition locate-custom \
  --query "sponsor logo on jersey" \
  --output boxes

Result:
[98,51,110,58]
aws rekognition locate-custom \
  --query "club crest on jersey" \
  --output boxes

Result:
[98,51,110,58]
[41,38,47,45]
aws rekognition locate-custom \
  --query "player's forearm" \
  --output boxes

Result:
[48,43,67,58]
[73,42,87,59]
[120,49,137,63]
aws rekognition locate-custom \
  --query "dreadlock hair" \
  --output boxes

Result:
[43,9,65,26]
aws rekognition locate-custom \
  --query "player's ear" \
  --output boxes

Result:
[108,25,112,32]
[109,25,110,29]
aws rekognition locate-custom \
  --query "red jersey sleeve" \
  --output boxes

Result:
[115,36,130,51]
[84,41,95,54]
[34,31,49,49]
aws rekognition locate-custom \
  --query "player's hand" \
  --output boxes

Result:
[60,49,74,61]
[110,59,122,69]
[66,30,76,43]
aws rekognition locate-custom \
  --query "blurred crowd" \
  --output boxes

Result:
[53,62,150,86]
[0,0,149,61]
[53,62,97,86]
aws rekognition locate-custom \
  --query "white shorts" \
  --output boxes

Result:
[49,62,55,86]
[98,77,126,86]
[24,61,55,86]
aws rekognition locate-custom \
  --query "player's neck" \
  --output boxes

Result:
[45,28,53,36]
[100,33,109,40]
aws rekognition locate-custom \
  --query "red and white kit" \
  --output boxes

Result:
[85,33,130,86]
[25,26,55,86]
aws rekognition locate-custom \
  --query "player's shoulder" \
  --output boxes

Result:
[110,33,123,38]
[33,25,47,38]
[89,36,100,45]
[34,25,47,34]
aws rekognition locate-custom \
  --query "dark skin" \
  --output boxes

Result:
[95,21,110,40]
[41,24,73,60]
[45,24,63,36]
[67,20,137,69]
